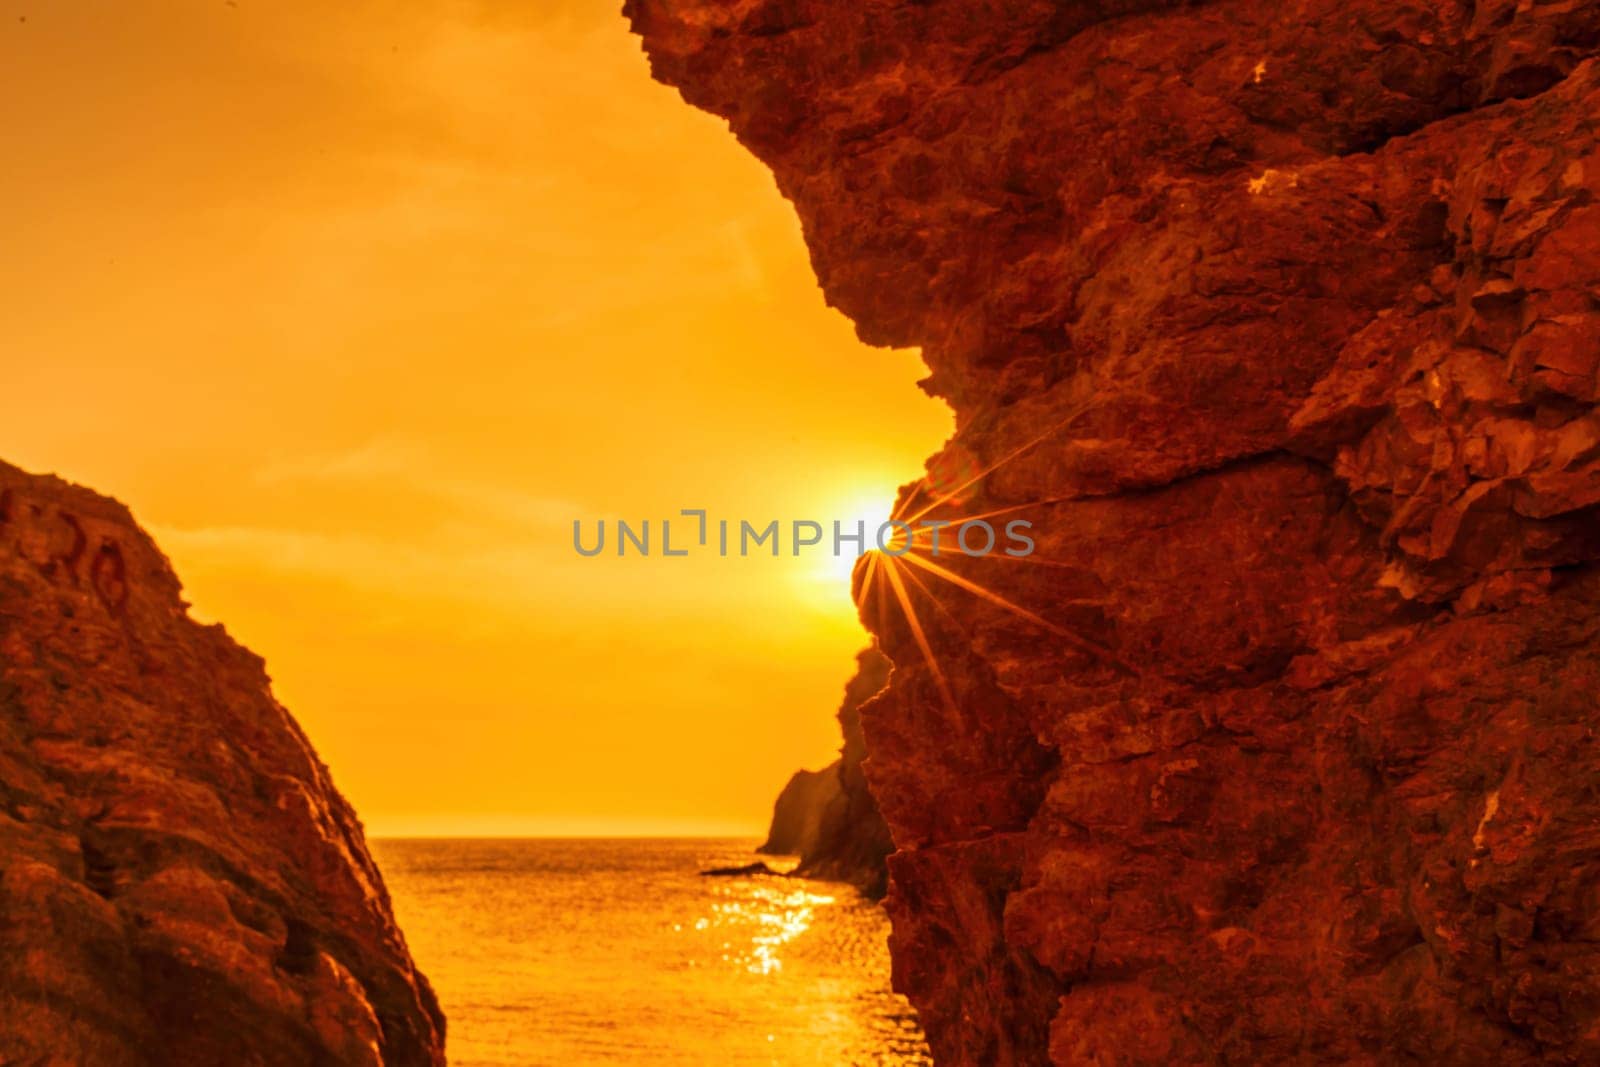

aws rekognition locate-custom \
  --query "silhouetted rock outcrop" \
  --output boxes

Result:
[760,647,893,897]
[0,460,444,1065]
[700,861,781,878]
[631,3,1600,1063]
[759,762,841,857]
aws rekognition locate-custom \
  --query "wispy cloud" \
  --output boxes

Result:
[255,438,584,531]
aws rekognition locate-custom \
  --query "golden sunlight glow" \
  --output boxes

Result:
[814,488,901,582]
[0,3,951,837]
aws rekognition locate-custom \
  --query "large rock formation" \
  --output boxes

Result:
[0,461,444,1065]
[760,646,894,896]
[629,2,1600,1063]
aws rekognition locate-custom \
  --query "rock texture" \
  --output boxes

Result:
[760,646,894,897]
[629,2,1600,1063]
[0,461,444,1065]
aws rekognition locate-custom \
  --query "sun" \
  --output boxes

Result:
[817,489,899,582]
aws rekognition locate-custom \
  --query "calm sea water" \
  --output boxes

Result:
[373,838,931,1067]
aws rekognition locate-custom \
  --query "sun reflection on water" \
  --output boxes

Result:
[679,882,839,975]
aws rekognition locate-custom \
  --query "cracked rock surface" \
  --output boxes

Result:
[629,1,1600,1061]
[0,461,444,1066]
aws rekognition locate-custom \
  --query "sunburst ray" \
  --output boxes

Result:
[898,550,1130,673]
[894,400,1095,528]
[876,553,961,717]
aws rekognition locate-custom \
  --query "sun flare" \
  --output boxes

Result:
[817,490,900,582]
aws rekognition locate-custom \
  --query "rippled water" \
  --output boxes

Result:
[373,838,930,1066]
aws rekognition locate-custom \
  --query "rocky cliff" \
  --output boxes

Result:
[760,646,893,896]
[0,461,444,1065]
[629,2,1600,1062]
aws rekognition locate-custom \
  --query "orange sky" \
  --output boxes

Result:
[0,2,949,837]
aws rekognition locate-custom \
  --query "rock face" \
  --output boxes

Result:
[759,763,841,856]
[760,647,894,897]
[629,3,1600,1063]
[0,461,444,1065]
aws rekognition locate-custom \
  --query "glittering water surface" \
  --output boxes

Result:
[374,838,930,1067]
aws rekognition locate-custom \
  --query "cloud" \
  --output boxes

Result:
[255,439,584,531]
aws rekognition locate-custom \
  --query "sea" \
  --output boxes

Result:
[373,838,932,1067]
